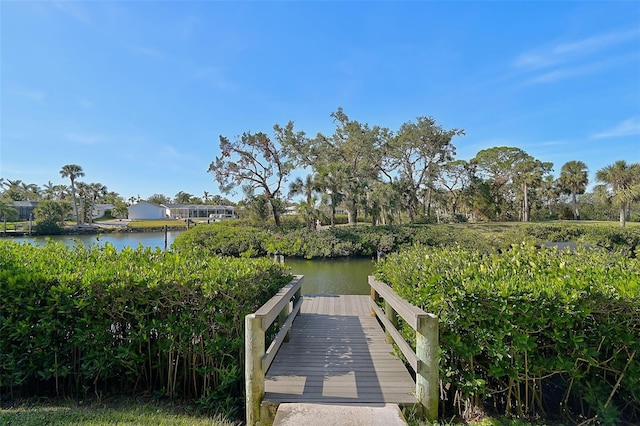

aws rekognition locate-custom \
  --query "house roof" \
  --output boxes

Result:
[130,201,166,209]
[164,204,235,209]
[12,201,39,207]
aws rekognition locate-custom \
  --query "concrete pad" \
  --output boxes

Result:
[272,403,408,426]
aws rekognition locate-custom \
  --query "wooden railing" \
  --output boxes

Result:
[368,276,439,421]
[245,275,303,426]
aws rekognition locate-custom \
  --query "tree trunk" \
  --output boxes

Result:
[572,193,579,220]
[347,208,357,225]
[71,183,81,225]
[522,182,529,222]
[619,206,626,227]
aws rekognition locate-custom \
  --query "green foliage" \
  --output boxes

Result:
[376,244,640,423]
[0,240,291,415]
[173,222,640,261]
[172,222,269,256]
[517,223,640,257]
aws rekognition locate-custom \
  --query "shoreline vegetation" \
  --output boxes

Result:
[2,220,638,425]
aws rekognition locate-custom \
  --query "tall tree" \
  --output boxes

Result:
[438,160,473,217]
[59,164,84,225]
[0,198,18,233]
[174,191,194,204]
[595,160,640,227]
[512,155,553,222]
[473,147,551,221]
[558,160,589,220]
[209,121,302,227]
[289,174,321,229]
[87,182,107,224]
[2,179,24,201]
[315,163,344,226]
[384,116,464,222]
[147,194,171,205]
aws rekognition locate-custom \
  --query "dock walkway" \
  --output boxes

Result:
[264,294,418,406]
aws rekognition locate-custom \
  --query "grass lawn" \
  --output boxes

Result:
[0,399,553,426]
[0,398,238,426]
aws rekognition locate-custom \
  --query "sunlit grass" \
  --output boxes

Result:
[0,399,239,426]
[127,220,187,228]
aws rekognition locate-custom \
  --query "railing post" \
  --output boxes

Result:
[416,313,439,422]
[384,300,398,344]
[370,286,378,317]
[245,313,265,426]
[278,303,291,343]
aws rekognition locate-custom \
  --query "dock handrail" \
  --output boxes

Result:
[245,275,303,426]
[368,275,439,421]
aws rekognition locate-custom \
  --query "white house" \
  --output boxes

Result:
[92,203,114,219]
[127,201,168,220]
[165,204,236,220]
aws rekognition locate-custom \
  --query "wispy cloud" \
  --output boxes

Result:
[193,67,236,91]
[514,28,639,84]
[13,88,46,104]
[65,133,104,145]
[52,1,90,23]
[591,118,640,139]
[127,45,164,59]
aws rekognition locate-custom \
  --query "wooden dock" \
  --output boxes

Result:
[264,294,418,405]
[244,276,438,425]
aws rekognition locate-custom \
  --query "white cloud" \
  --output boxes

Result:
[591,118,640,139]
[553,30,639,56]
[513,28,639,85]
[514,29,639,70]
[65,133,104,145]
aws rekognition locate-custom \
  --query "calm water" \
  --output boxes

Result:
[6,232,374,295]
[7,231,184,251]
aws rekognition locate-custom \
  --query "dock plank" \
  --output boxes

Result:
[264,295,418,406]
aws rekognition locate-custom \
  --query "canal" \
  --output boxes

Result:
[6,232,375,295]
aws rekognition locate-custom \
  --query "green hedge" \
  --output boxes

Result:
[0,241,291,416]
[375,244,640,424]
[173,223,500,259]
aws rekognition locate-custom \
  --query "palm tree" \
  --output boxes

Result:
[87,182,107,224]
[558,160,589,220]
[59,164,85,225]
[2,179,24,201]
[43,181,56,200]
[289,174,321,229]
[595,160,640,227]
[0,198,18,234]
[174,191,193,204]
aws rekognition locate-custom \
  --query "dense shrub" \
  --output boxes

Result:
[174,223,501,259]
[172,222,270,257]
[0,241,291,416]
[517,223,640,257]
[375,244,640,424]
[173,222,639,261]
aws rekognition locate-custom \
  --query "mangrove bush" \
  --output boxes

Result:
[375,244,640,424]
[0,240,291,417]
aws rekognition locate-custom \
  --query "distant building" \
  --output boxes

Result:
[12,201,39,221]
[165,204,236,220]
[92,203,114,219]
[127,201,168,220]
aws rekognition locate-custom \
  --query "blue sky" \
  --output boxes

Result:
[2,1,639,202]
